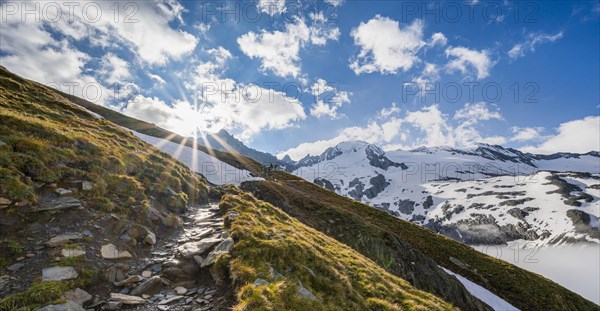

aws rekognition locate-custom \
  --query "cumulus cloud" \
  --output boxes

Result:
[280,102,505,160]
[0,0,197,105]
[100,53,131,84]
[454,102,503,124]
[309,79,351,119]
[257,0,287,16]
[237,18,339,78]
[520,116,600,154]
[350,16,425,75]
[509,126,545,142]
[445,46,495,80]
[182,46,307,139]
[508,31,564,60]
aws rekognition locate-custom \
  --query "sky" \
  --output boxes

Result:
[1,0,599,160]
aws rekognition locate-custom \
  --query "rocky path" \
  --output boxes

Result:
[3,202,235,311]
[99,203,233,311]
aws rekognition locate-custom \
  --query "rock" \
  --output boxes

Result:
[109,293,146,305]
[297,282,317,301]
[151,263,163,272]
[141,270,152,278]
[55,188,73,196]
[214,238,234,253]
[104,301,123,310]
[177,238,223,258]
[157,306,170,311]
[397,199,416,215]
[47,233,82,247]
[201,251,225,268]
[81,181,93,191]
[253,278,269,287]
[144,232,157,245]
[62,288,92,305]
[61,249,85,258]
[130,276,163,296]
[36,197,83,211]
[114,275,142,287]
[193,255,204,266]
[37,300,85,311]
[101,244,132,259]
[0,197,11,206]
[174,286,187,295]
[157,295,183,305]
[201,238,234,268]
[42,266,78,282]
[7,263,24,271]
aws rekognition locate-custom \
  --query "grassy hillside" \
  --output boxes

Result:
[219,192,457,311]
[241,175,598,311]
[0,66,208,211]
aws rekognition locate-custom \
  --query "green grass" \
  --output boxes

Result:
[220,193,457,311]
[0,67,209,217]
[240,177,599,311]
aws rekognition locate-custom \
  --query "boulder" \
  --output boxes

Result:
[114,275,142,287]
[7,263,24,271]
[101,244,132,259]
[36,197,83,211]
[48,233,82,247]
[81,181,93,191]
[61,249,85,258]
[109,293,146,305]
[42,266,78,282]
[130,276,163,296]
[62,288,92,306]
[144,232,156,245]
[177,237,223,258]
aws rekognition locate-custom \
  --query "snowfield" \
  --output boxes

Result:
[441,267,519,311]
[292,141,600,246]
[132,131,262,186]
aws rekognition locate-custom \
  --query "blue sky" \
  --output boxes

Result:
[1,0,599,159]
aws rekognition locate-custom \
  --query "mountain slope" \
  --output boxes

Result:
[201,129,282,166]
[219,192,458,310]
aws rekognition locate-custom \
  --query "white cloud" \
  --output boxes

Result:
[509,126,545,142]
[445,46,495,80]
[309,79,351,119]
[280,102,504,160]
[520,116,600,154]
[508,31,564,59]
[324,0,344,7]
[454,102,503,124]
[350,16,425,75]
[414,63,441,88]
[378,102,400,119]
[257,0,286,16]
[148,73,166,85]
[121,95,201,135]
[182,46,307,139]
[100,53,131,84]
[237,18,339,78]
[429,32,448,47]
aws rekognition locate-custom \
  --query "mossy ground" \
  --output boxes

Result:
[220,192,457,311]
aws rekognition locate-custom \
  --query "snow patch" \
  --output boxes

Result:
[441,267,519,310]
